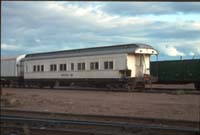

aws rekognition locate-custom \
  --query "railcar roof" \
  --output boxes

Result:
[1,56,17,60]
[25,43,155,60]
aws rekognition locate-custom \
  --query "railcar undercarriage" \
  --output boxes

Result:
[1,77,146,90]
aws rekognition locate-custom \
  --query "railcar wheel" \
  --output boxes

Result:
[127,82,136,91]
[50,82,55,89]
[135,82,145,90]
[6,80,11,88]
[39,83,44,88]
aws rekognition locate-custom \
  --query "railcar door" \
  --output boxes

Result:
[135,54,145,78]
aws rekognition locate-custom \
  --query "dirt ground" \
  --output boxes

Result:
[1,87,200,122]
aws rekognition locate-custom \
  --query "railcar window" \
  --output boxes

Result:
[41,65,44,72]
[50,65,53,71]
[104,61,113,69]
[90,63,93,70]
[54,64,57,71]
[71,63,74,71]
[90,62,99,70]
[78,63,85,71]
[78,63,81,70]
[60,64,67,71]
[82,63,85,70]
[50,64,57,71]
[95,62,99,69]
[63,64,67,71]
[109,61,113,69]
[33,65,36,72]
[104,62,109,69]
[37,65,40,72]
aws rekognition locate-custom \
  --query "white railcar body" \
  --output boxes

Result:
[24,53,127,79]
[23,44,158,80]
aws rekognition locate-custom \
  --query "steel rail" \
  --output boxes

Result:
[1,116,199,134]
[1,125,111,135]
[1,109,199,128]
[2,87,199,94]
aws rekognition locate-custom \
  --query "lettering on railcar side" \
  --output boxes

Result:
[61,73,73,77]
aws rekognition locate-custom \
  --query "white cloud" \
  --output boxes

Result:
[1,43,21,50]
[189,52,195,56]
[101,2,200,15]
[1,1,200,60]
[35,39,41,43]
[43,2,152,29]
[159,45,185,56]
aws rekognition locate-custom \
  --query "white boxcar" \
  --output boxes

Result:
[1,55,26,78]
[1,54,26,87]
[23,44,158,88]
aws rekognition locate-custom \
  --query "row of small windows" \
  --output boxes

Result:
[33,65,44,72]
[51,63,73,71]
[32,61,113,72]
[104,61,113,70]
[90,62,99,70]
[50,64,57,71]
[77,63,85,70]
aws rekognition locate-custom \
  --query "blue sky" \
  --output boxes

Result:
[1,1,200,60]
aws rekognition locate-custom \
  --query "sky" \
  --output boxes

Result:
[1,1,200,61]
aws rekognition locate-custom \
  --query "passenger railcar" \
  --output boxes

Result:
[1,44,158,89]
[150,59,200,90]
[24,44,158,89]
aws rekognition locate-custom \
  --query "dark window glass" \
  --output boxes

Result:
[104,62,108,69]
[95,62,99,70]
[104,61,113,70]
[82,63,85,70]
[71,63,74,71]
[78,63,81,70]
[90,63,94,70]
[41,65,44,72]
[33,65,36,72]
[90,62,99,70]
[50,64,57,71]
[54,64,57,71]
[109,61,113,69]
[78,63,85,70]
[37,65,40,72]
[60,64,67,71]
[63,64,67,71]
[60,64,63,71]
[50,65,53,71]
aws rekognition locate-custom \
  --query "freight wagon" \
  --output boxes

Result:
[1,43,158,89]
[150,59,200,90]
[1,55,26,87]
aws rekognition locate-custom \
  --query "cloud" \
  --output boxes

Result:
[101,2,200,15]
[159,45,185,56]
[1,43,21,50]
[1,1,200,60]
[189,52,195,56]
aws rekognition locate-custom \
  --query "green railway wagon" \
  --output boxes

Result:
[150,59,200,90]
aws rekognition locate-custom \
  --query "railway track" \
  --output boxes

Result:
[56,86,200,94]
[1,109,199,135]
[2,86,200,94]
